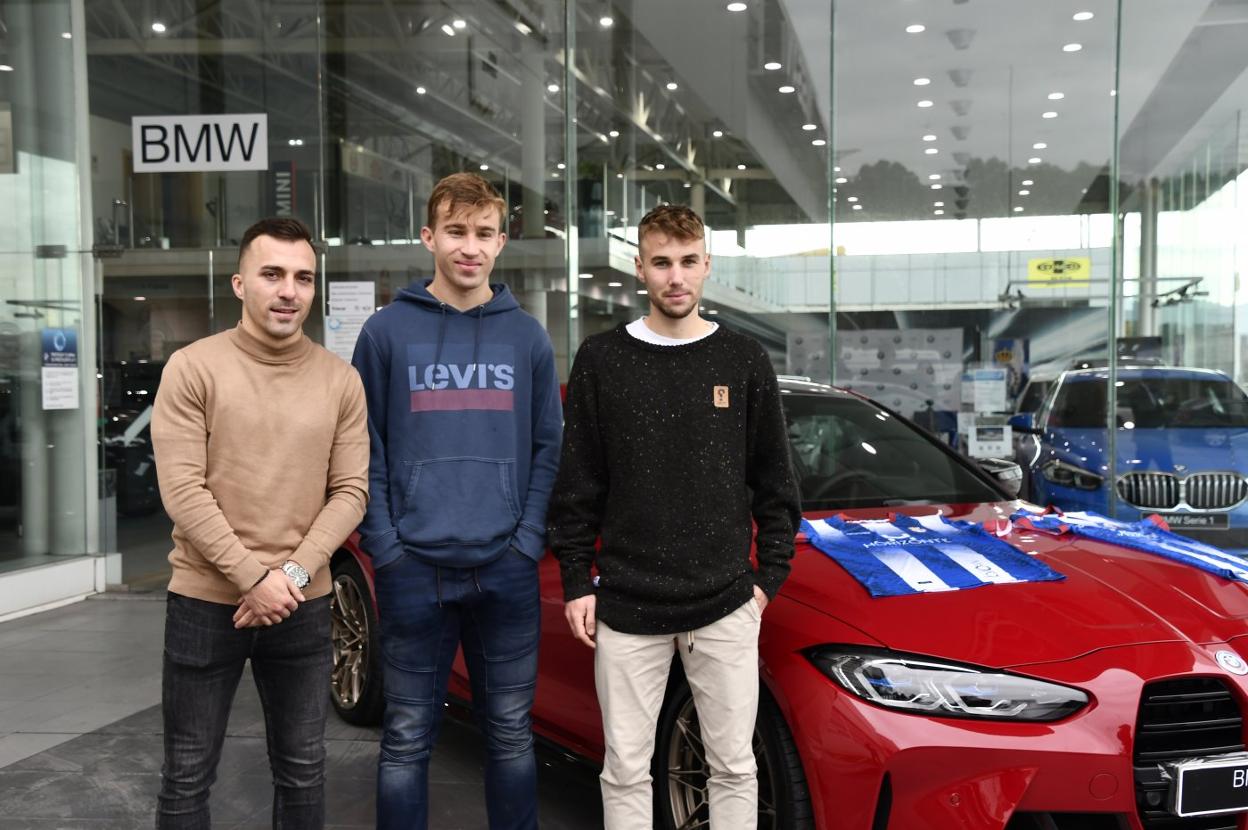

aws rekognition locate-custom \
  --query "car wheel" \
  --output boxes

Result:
[329,555,384,726]
[654,679,814,830]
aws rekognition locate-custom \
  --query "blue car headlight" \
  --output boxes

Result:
[807,648,1089,722]
[1041,459,1104,491]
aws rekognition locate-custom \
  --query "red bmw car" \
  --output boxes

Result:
[328,378,1248,830]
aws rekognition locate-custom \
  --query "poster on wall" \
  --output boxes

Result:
[835,328,962,418]
[41,327,79,410]
[325,282,375,362]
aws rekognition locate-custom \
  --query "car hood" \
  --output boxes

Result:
[1048,426,1248,474]
[784,502,1248,668]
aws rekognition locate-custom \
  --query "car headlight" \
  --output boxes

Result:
[807,648,1089,722]
[1040,459,1104,491]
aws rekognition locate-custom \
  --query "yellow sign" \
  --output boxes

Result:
[1028,257,1091,287]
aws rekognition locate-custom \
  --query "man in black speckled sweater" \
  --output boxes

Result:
[548,204,801,829]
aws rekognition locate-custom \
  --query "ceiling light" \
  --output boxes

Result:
[1032,142,1047,150]
[133,296,147,301]
[1048,92,1065,100]
[579,273,593,279]
[778,85,796,94]
[707,309,719,316]
[1022,179,1034,186]
[1028,156,1042,164]
[480,164,489,171]
[847,196,859,203]
[712,130,724,138]
[1062,43,1082,52]
[0,65,13,72]
[441,23,455,36]
[726,2,747,10]
[906,24,926,33]
[416,86,427,95]
[616,173,624,178]
[812,139,827,146]
[557,163,566,170]
[636,289,649,296]
[608,281,623,287]
[913,77,931,86]
[1014,206,1024,212]
[552,172,560,178]
[515,21,533,35]
[1073,11,1094,20]
[928,174,941,180]
[934,209,944,216]
[599,16,614,27]
[1110,89,1117,97]
[452,19,467,29]
[1042,111,1058,119]
[151,21,167,33]
[655,163,666,170]
[834,166,841,172]
[547,83,560,93]
[931,184,943,190]
[764,61,782,71]
[917,100,933,108]
[1019,189,1030,195]
[683,182,691,188]
[835,176,848,184]
[737,164,747,170]
[852,204,863,210]
[287,138,304,146]
[934,201,944,207]
[925,148,938,155]
[61,32,72,39]
[923,134,937,142]
[666,82,678,91]
[609,130,620,137]
[802,123,817,131]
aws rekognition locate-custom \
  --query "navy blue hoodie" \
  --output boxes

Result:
[351,280,562,569]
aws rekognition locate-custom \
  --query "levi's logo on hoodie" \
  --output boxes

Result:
[406,344,516,412]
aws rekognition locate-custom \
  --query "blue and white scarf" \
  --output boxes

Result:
[1012,510,1248,583]
[801,513,1066,598]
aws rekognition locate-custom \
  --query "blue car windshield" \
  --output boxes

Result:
[1049,377,1248,429]
[784,394,1002,509]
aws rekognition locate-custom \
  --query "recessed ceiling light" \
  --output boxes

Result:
[61,31,72,39]
[913,77,931,86]
[1,63,17,72]
[416,86,427,95]
[934,209,945,215]
[726,2,747,10]
[1073,11,1094,21]
[655,163,666,170]
[616,173,624,178]
[931,183,943,190]
[637,289,648,295]
[737,164,747,170]
[1032,142,1047,150]
[151,21,167,32]
[133,296,147,301]
[552,172,560,177]
[608,281,623,287]
[852,204,863,210]
[579,273,593,279]
[811,139,827,146]
[441,23,455,35]
[925,148,938,155]
[906,24,926,33]
[479,164,489,171]
[1042,111,1058,119]
[917,100,933,108]
[923,134,937,142]
[712,130,724,138]
[666,82,678,91]
[934,201,944,207]
[1048,92,1065,100]
[1028,156,1042,164]
[609,130,620,137]
[514,21,532,35]
[453,19,467,29]
[547,83,560,93]
[1062,43,1083,52]
[557,163,566,169]
[1110,89,1117,97]
[599,16,614,27]
[683,182,691,188]
[834,166,841,172]
[1019,189,1030,196]
[764,61,782,71]
[847,196,859,203]
[1014,206,1024,212]
[802,123,817,131]
[1022,179,1034,186]
[835,176,848,184]
[707,309,719,316]
[778,85,796,94]
[928,174,941,180]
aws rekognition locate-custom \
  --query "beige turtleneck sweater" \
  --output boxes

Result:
[152,324,370,605]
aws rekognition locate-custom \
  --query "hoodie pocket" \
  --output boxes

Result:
[397,457,521,548]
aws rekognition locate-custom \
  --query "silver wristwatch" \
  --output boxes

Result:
[281,560,310,589]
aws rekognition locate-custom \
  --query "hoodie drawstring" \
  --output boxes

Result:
[471,304,485,369]
[472,567,482,593]
[435,566,443,607]
[432,303,449,370]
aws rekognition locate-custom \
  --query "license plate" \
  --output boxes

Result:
[1168,754,1248,817]
[1157,513,1230,530]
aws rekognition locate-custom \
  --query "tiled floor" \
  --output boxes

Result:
[0,595,604,829]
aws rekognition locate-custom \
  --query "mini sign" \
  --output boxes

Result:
[132,114,268,172]
[1028,256,1091,287]
[41,327,79,410]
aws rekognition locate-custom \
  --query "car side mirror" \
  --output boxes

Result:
[977,457,1023,499]
[1008,412,1040,434]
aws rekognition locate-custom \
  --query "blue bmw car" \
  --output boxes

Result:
[1011,367,1248,548]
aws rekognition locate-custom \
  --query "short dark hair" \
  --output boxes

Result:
[638,204,705,248]
[426,173,507,230]
[238,217,315,269]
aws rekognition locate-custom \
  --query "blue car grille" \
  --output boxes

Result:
[1117,472,1248,511]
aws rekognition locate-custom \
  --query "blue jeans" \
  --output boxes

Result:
[156,592,332,830]
[374,548,540,830]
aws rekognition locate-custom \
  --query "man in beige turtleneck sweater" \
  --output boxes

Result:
[151,217,368,829]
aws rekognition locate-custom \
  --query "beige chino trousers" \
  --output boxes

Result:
[595,599,763,830]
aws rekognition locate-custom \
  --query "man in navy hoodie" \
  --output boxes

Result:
[352,173,562,830]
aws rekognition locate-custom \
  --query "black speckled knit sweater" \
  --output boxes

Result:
[548,323,801,635]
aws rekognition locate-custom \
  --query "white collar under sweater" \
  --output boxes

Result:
[625,318,719,346]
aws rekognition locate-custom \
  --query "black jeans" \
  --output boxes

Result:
[156,592,333,830]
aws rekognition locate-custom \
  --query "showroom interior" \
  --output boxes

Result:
[1,0,1247,618]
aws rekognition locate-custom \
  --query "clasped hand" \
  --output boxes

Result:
[234,569,304,629]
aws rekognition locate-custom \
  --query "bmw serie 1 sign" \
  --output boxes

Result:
[132,114,268,172]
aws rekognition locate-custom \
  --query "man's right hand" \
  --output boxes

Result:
[564,595,597,649]
[236,569,304,628]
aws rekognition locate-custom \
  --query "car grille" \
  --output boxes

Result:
[1133,677,1245,830]
[1117,472,1248,511]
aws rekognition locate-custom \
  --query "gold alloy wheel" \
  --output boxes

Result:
[329,573,370,709]
[664,696,778,829]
